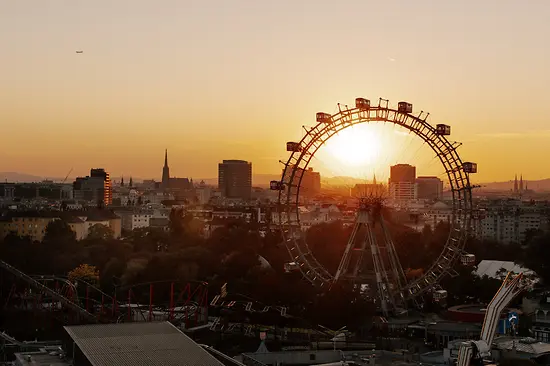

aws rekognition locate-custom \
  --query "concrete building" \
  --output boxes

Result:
[14,322,228,366]
[218,160,252,200]
[0,181,73,201]
[114,209,152,231]
[479,203,547,244]
[73,169,113,206]
[416,176,443,200]
[389,164,417,201]
[0,210,121,241]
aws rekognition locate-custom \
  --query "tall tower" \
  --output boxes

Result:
[162,149,170,188]
[520,174,524,193]
[513,174,518,193]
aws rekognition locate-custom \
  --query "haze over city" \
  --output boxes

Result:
[2,0,550,182]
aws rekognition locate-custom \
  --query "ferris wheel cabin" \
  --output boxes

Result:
[398,101,413,113]
[461,253,476,266]
[284,262,300,273]
[436,124,451,135]
[355,98,371,110]
[286,142,302,152]
[270,180,284,190]
[316,112,332,123]
[433,289,448,302]
[463,162,478,173]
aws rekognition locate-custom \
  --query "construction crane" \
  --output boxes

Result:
[59,168,73,200]
[61,168,73,184]
[456,272,526,366]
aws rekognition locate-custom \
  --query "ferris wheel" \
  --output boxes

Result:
[271,97,477,316]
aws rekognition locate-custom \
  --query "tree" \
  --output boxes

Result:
[87,224,114,241]
[43,219,76,245]
[68,264,100,284]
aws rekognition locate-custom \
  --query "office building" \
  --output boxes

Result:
[73,168,113,206]
[218,160,252,200]
[416,176,443,200]
[389,164,416,201]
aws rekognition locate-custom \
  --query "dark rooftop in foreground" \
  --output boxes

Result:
[64,321,225,366]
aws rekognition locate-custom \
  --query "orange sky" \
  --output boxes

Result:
[1,1,550,183]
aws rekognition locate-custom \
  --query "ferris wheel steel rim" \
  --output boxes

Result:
[277,101,473,300]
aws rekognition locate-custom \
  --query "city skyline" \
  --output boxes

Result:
[2,1,550,181]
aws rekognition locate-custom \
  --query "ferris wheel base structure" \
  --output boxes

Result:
[272,97,477,313]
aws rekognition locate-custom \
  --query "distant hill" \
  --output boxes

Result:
[0,172,56,183]
[480,179,550,192]
[4,171,549,192]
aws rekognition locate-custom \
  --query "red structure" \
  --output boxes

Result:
[1,259,208,327]
[447,304,518,323]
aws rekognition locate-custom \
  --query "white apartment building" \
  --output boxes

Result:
[389,181,417,201]
[480,210,544,244]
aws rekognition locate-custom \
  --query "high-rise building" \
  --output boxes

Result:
[389,164,416,201]
[416,176,443,200]
[218,160,252,200]
[282,166,321,197]
[73,168,112,206]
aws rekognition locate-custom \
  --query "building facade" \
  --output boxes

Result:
[73,168,113,206]
[389,164,417,201]
[416,176,443,200]
[218,160,252,200]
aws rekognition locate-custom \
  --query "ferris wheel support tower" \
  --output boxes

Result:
[333,197,407,317]
[272,97,478,310]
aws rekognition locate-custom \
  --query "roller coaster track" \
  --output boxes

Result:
[0,259,98,323]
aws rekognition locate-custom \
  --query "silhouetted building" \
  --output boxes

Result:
[416,176,443,200]
[389,164,416,201]
[162,149,170,188]
[160,150,193,195]
[282,166,321,197]
[73,168,112,206]
[218,160,252,200]
[0,181,73,201]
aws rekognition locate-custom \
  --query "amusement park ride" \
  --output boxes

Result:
[456,272,527,366]
[271,96,478,316]
[2,96,528,364]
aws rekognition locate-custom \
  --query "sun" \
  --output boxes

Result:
[324,124,382,169]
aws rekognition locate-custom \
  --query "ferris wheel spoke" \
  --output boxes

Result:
[276,97,476,313]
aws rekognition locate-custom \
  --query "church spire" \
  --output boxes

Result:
[162,149,170,188]
[520,174,524,192]
[514,174,518,193]
[373,173,377,185]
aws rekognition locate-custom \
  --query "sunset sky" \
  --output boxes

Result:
[2,0,550,183]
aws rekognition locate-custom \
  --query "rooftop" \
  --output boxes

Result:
[64,321,225,366]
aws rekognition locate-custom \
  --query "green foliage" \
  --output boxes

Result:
[68,264,100,284]
[43,219,76,245]
[2,209,548,331]
[87,224,114,241]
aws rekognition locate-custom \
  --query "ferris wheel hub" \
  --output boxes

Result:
[276,96,476,312]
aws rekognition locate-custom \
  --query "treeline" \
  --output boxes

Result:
[0,208,548,328]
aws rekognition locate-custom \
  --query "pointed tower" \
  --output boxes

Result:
[513,174,518,193]
[162,149,170,188]
[520,174,524,193]
[129,176,133,187]
[373,173,377,185]
[121,176,125,187]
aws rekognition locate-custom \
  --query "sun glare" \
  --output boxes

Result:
[324,124,381,169]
